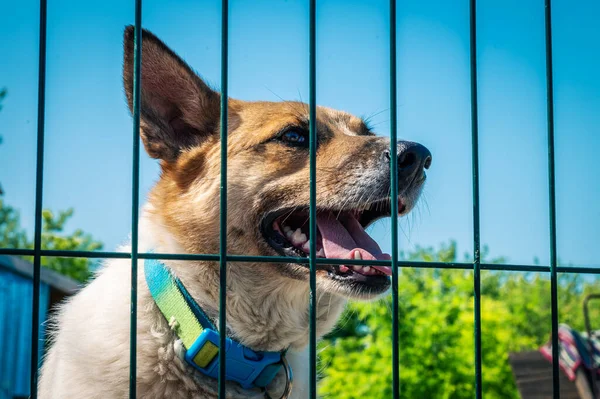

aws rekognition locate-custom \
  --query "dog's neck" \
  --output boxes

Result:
[139,204,347,352]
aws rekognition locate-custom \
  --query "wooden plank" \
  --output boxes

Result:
[509,351,581,399]
[575,369,594,399]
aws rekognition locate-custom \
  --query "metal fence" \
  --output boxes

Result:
[1,0,585,398]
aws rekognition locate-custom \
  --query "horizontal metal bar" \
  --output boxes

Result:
[5,247,600,275]
[480,263,551,272]
[0,248,38,256]
[52,250,130,259]
[0,249,132,258]
[5,247,594,273]
[557,266,600,274]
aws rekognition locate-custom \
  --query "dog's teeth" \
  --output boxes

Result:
[283,225,292,233]
[302,240,310,253]
[339,265,349,273]
[316,248,325,257]
[291,228,307,245]
[363,266,371,273]
[285,229,294,238]
[352,265,362,271]
[352,250,362,260]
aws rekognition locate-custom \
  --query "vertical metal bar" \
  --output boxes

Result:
[308,0,317,397]
[389,0,400,398]
[219,0,229,397]
[543,0,559,397]
[30,0,47,397]
[468,0,482,397]
[130,0,142,397]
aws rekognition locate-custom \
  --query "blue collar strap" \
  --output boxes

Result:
[144,258,287,390]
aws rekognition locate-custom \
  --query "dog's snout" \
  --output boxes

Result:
[383,142,432,179]
[399,142,432,171]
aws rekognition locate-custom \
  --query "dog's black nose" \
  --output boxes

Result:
[383,142,432,180]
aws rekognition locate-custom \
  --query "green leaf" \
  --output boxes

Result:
[1,196,103,282]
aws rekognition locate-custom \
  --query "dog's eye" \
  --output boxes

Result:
[278,129,308,146]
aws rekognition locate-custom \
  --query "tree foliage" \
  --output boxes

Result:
[0,196,102,282]
[319,241,600,398]
[1,88,102,282]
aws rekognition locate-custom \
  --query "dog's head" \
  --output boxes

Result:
[124,27,431,300]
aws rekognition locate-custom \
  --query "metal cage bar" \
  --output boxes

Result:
[308,0,318,398]
[30,0,48,397]
[469,0,483,397]
[389,0,400,397]
[219,0,229,397]
[5,245,584,274]
[2,246,582,272]
[543,0,560,397]
[129,1,143,397]
[0,0,594,398]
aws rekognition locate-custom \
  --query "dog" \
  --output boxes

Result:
[38,26,431,399]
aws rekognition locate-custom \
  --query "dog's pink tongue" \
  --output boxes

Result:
[316,213,392,276]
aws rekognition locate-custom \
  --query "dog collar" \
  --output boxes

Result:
[144,258,289,391]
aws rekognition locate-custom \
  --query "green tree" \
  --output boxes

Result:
[0,196,103,282]
[0,87,101,282]
[318,242,600,399]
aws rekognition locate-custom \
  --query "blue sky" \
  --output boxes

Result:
[1,0,598,268]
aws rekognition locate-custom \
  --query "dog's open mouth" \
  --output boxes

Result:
[261,199,406,286]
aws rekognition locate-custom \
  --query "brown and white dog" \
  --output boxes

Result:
[38,27,431,398]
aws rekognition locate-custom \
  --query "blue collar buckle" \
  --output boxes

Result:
[185,328,284,390]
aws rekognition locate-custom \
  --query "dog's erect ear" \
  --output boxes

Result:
[123,26,220,162]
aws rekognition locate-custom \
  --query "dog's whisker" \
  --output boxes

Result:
[422,193,432,217]
[296,89,304,105]
[367,119,390,128]
[362,108,390,127]
[397,217,411,246]
[263,86,307,119]
[335,194,355,220]
[279,206,301,227]
[326,292,334,320]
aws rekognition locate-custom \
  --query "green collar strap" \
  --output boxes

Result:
[144,258,288,390]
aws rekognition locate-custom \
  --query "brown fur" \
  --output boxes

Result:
[125,28,409,294]
[38,26,430,398]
